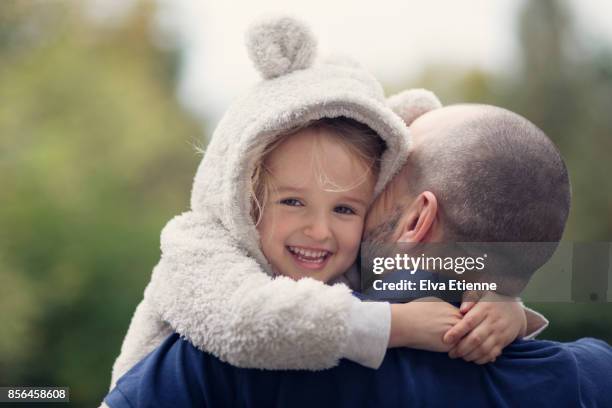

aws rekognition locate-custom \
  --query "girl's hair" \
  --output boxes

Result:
[250,116,386,225]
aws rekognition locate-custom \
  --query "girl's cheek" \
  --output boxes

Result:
[343,219,366,252]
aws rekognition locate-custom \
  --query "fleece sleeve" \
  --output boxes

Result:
[109,297,174,389]
[344,300,390,368]
[521,303,549,339]
[143,211,389,370]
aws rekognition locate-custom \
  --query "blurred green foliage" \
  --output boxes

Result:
[1,2,201,405]
[0,0,610,406]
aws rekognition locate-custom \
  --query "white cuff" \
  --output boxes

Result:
[521,304,549,339]
[342,300,390,369]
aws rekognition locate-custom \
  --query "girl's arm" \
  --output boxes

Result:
[139,211,391,370]
[389,299,462,351]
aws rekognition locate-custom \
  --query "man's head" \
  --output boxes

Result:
[364,104,571,275]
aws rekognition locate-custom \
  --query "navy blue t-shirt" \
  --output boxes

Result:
[105,333,612,408]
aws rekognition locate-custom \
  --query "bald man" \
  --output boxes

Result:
[366,104,569,244]
[105,105,612,408]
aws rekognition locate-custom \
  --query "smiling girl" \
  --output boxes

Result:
[254,118,383,283]
[109,17,417,385]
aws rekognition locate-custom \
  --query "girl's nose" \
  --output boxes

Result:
[303,214,332,242]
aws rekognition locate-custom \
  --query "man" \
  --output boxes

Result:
[104,105,612,407]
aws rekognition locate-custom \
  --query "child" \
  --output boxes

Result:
[109,17,539,387]
[252,118,385,285]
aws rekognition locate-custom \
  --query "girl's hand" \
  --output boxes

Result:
[389,298,462,352]
[442,292,527,364]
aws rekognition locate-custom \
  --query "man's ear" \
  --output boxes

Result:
[395,191,438,243]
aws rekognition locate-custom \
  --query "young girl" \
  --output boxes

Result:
[109,17,541,387]
[253,118,383,285]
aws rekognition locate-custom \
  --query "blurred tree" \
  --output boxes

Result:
[509,0,612,344]
[511,0,612,240]
[0,1,202,406]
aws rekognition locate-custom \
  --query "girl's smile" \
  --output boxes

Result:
[286,245,333,270]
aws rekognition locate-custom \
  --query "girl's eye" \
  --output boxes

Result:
[334,205,356,215]
[279,198,303,207]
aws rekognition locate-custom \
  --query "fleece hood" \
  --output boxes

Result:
[189,16,411,270]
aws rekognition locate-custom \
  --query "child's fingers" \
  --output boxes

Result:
[461,347,485,363]
[474,344,502,364]
[463,336,497,363]
[460,290,485,313]
[459,301,476,314]
[474,352,496,365]
[443,307,487,344]
[474,348,501,365]
[449,335,481,359]
[448,325,489,358]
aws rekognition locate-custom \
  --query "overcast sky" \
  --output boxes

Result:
[88,0,612,125]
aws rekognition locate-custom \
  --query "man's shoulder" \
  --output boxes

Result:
[503,336,612,360]
[105,334,290,407]
[105,334,214,407]
[104,332,612,408]
[562,338,612,386]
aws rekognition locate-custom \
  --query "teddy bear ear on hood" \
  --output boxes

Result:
[245,16,317,79]
[387,88,442,126]
[192,15,411,266]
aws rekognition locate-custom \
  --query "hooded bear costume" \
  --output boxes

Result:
[109,16,423,387]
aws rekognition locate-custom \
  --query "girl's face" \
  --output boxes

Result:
[257,128,376,283]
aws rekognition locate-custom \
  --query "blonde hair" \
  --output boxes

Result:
[250,117,386,225]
